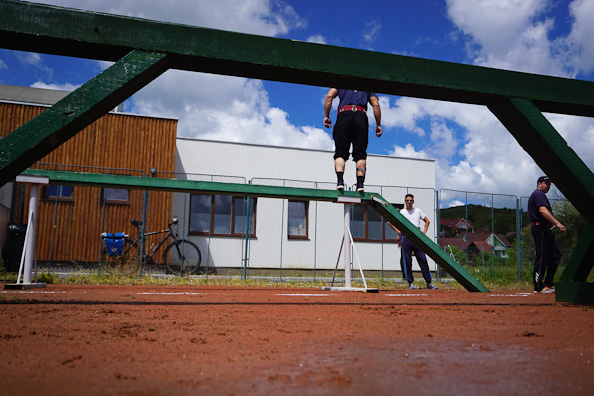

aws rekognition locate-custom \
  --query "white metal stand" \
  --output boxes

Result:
[5,175,48,290]
[323,196,378,293]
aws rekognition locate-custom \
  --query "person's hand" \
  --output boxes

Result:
[324,117,332,128]
[376,125,383,137]
[557,222,567,232]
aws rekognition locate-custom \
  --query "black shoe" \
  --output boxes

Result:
[427,283,438,290]
[337,181,345,191]
[356,182,364,192]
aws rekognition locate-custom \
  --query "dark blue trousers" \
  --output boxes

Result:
[531,225,561,291]
[401,236,432,284]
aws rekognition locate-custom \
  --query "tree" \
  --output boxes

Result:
[551,201,587,265]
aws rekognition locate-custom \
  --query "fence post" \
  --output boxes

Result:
[242,184,252,280]
[139,178,149,275]
[516,197,521,281]
[435,190,441,282]
[313,183,318,282]
[279,180,286,280]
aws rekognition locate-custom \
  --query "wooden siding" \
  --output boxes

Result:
[1,102,177,265]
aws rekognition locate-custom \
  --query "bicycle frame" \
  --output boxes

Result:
[126,218,180,267]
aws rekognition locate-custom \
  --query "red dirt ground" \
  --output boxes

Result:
[1,284,593,396]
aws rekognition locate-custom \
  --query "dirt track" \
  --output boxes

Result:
[1,284,593,395]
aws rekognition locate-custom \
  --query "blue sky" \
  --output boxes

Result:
[1,0,593,200]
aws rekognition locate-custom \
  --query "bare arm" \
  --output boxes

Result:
[538,206,567,232]
[387,221,400,233]
[323,88,339,128]
[387,222,402,241]
[422,217,430,234]
[369,95,382,137]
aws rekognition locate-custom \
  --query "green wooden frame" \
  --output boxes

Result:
[1,1,593,298]
[21,169,489,293]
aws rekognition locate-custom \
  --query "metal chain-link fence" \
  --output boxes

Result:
[3,166,581,285]
[438,189,520,283]
[438,189,577,285]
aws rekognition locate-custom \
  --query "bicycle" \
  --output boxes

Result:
[100,216,202,276]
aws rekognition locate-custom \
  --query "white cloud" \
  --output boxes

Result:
[37,0,305,37]
[566,0,594,73]
[384,0,594,197]
[15,52,44,67]
[443,200,465,209]
[307,35,327,45]
[31,0,328,151]
[446,0,564,76]
[13,52,53,78]
[382,95,546,195]
[132,70,333,150]
[30,81,81,91]
[361,18,381,49]
[429,121,458,162]
[544,113,594,172]
[388,143,430,160]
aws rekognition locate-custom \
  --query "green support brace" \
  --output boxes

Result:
[0,50,169,186]
[21,169,490,293]
[369,196,489,292]
[556,225,594,304]
[559,225,594,283]
[488,98,594,225]
[488,98,594,303]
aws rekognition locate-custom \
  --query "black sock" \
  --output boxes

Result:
[357,175,364,185]
[336,171,344,182]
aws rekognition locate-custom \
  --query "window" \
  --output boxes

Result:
[189,194,256,237]
[351,204,400,242]
[288,200,308,239]
[101,188,129,204]
[42,185,73,201]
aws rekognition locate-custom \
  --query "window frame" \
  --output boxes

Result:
[287,200,309,240]
[42,184,74,202]
[352,203,401,243]
[188,194,257,238]
[100,188,130,205]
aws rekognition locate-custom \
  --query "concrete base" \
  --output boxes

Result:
[322,287,379,293]
[4,283,47,290]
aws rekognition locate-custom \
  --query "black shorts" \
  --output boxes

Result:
[333,111,369,162]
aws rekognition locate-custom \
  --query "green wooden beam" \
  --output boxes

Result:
[0,50,169,186]
[488,98,594,226]
[559,225,594,283]
[555,282,594,305]
[489,98,594,303]
[20,169,490,292]
[20,169,364,202]
[556,225,594,303]
[1,0,594,117]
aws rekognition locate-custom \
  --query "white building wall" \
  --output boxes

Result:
[175,138,437,276]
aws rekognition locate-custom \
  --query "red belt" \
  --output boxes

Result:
[338,105,366,113]
[531,221,553,227]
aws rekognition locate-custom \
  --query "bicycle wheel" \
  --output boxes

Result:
[163,240,201,276]
[99,245,140,276]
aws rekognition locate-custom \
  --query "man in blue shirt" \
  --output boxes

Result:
[323,89,382,192]
[527,176,566,293]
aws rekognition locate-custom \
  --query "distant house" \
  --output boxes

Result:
[439,218,474,232]
[440,231,512,260]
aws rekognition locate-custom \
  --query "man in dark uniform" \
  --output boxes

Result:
[323,89,382,192]
[527,176,566,293]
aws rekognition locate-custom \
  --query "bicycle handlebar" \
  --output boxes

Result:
[101,232,129,239]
